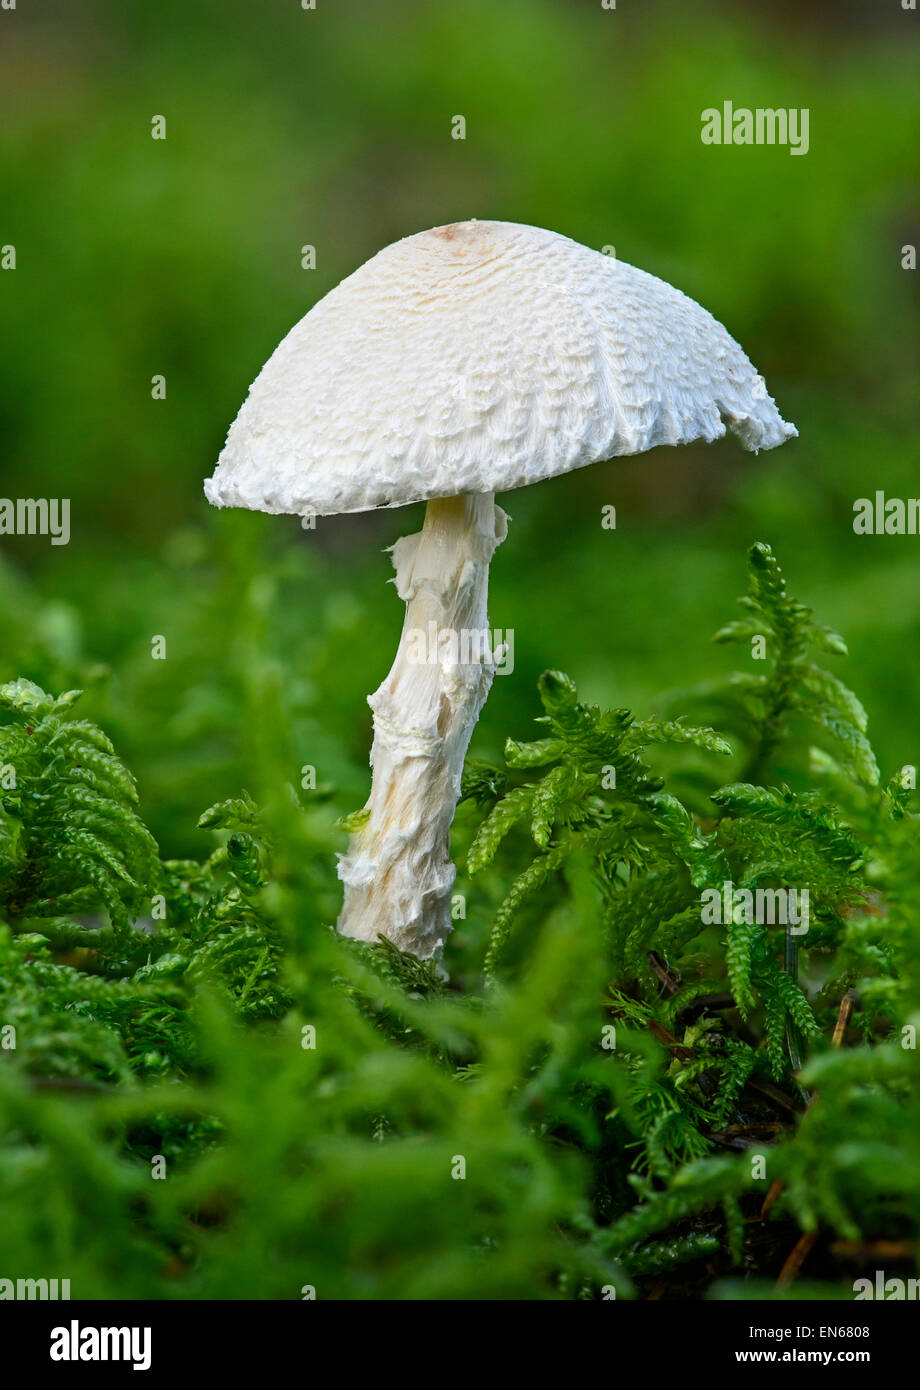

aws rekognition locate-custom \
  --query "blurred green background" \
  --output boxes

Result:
[1,0,917,877]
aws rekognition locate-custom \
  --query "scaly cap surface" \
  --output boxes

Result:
[205,220,796,517]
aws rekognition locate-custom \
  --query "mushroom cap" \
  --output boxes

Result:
[205,220,796,518]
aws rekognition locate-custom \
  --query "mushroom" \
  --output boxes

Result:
[205,219,796,959]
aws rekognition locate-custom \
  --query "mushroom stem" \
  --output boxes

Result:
[337,492,508,958]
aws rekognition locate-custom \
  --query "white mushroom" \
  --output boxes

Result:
[205,219,797,959]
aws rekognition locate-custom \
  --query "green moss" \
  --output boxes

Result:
[0,545,917,1299]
